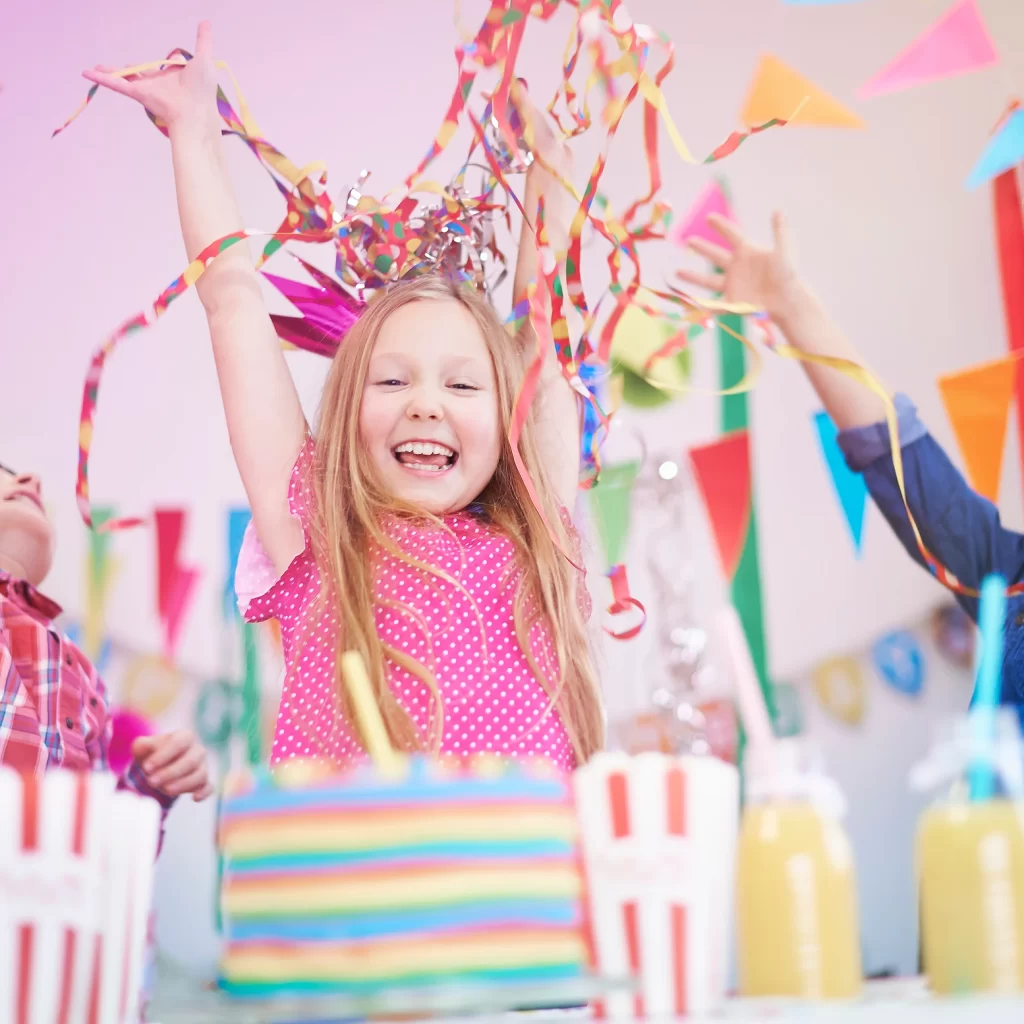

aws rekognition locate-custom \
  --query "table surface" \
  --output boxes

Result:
[149,972,1024,1023]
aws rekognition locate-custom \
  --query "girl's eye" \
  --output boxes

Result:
[449,382,478,391]
[376,379,404,387]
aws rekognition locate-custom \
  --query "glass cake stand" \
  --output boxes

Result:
[148,964,631,1024]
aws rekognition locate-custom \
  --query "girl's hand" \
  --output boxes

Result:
[675,212,811,326]
[82,21,219,135]
[514,80,574,184]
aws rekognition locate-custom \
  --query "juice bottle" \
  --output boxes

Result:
[736,739,862,998]
[914,711,1024,994]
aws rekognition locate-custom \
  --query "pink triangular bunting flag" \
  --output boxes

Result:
[857,0,998,100]
[671,180,735,250]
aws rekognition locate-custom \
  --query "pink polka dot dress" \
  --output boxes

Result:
[235,440,590,773]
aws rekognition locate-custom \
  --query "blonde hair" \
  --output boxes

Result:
[302,275,604,764]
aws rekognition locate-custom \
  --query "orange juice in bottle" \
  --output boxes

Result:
[736,739,862,999]
[914,709,1024,994]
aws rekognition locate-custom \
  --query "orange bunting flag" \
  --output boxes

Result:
[937,354,1019,504]
[688,430,752,581]
[740,55,865,129]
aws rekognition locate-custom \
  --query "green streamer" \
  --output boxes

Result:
[718,313,777,737]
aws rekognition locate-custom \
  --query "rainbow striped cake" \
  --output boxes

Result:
[218,756,587,997]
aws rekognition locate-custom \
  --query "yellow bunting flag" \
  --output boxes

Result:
[812,656,866,727]
[741,55,865,129]
[937,353,1019,504]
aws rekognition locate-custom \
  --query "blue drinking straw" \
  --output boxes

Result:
[967,574,1007,802]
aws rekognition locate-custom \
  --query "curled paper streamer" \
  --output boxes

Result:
[59,2,800,542]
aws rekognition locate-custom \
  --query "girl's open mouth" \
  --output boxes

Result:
[392,441,458,474]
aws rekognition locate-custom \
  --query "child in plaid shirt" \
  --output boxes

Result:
[0,460,213,827]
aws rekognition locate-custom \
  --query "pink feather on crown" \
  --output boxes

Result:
[262,255,363,357]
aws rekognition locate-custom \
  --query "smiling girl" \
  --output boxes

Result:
[85,23,603,770]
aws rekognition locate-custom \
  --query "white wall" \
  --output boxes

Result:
[0,0,1017,980]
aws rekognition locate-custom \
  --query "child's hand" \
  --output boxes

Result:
[82,21,219,135]
[132,729,215,802]
[513,80,573,182]
[675,212,810,325]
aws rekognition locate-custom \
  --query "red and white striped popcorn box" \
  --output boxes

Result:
[574,752,740,1019]
[0,768,161,1024]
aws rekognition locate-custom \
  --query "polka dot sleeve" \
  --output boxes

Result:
[234,438,318,623]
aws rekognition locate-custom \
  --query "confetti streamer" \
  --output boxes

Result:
[59,1,801,547]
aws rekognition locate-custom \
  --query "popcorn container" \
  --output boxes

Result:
[0,769,161,1024]
[574,752,739,1018]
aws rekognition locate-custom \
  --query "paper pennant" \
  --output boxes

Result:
[689,430,752,581]
[872,630,925,696]
[771,682,804,738]
[857,0,998,100]
[967,108,1024,191]
[937,353,1018,503]
[154,508,201,658]
[740,54,864,129]
[83,507,117,661]
[611,295,692,398]
[812,656,865,726]
[225,508,252,620]
[813,410,868,555]
[994,168,1024,504]
[671,179,734,250]
[589,461,640,567]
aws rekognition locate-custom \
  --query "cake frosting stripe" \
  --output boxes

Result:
[226,899,580,941]
[220,807,576,855]
[219,757,588,997]
[226,837,574,874]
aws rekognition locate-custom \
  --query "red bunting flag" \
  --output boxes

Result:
[688,431,752,581]
[154,508,201,659]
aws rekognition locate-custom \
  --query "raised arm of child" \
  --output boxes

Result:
[84,22,306,574]
[509,82,581,512]
[676,212,1024,618]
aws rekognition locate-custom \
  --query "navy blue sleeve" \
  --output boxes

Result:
[836,394,1024,624]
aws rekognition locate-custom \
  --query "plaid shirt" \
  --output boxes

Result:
[0,570,174,821]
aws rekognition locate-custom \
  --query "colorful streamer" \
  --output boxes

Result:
[58,1,799,541]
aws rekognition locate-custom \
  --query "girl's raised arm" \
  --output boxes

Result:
[86,22,306,573]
